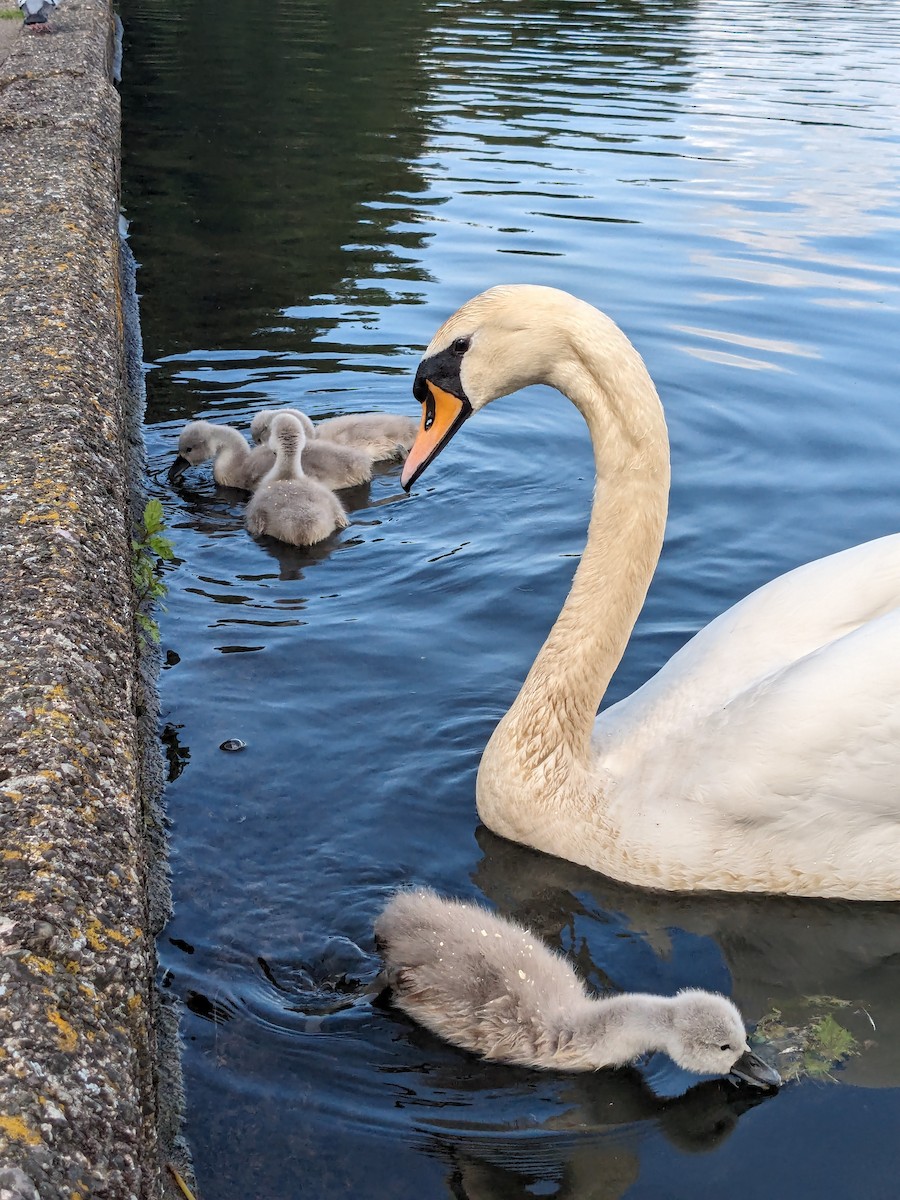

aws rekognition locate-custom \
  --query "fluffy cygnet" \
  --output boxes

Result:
[251,409,373,490]
[169,420,274,490]
[245,413,349,546]
[252,407,416,463]
[375,888,780,1087]
[315,411,418,461]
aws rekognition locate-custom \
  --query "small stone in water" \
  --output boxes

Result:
[219,738,246,752]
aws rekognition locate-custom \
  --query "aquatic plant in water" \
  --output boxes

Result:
[752,997,862,1082]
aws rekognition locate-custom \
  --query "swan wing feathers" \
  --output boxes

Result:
[598,533,900,772]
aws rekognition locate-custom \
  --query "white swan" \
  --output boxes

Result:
[246,413,348,546]
[251,409,373,490]
[376,887,779,1085]
[401,285,900,900]
[169,419,274,490]
[252,406,416,462]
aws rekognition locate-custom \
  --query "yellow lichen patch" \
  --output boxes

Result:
[2,850,24,862]
[39,769,61,781]
[31,704,72,725]
[47,1009,77,1052]
[0,1114,42,1146]
[83,918,107,952]
[3,791,23,802]
[19,510,62,526]
[105,924,140,945]
[78,981,96,999]
[127,993,143,1011]
[21,954,54,977]
[46,684,67,701]
[15,890,36,902]
[65,960,80,974]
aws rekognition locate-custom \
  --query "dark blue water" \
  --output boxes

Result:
[120,2,900,1196]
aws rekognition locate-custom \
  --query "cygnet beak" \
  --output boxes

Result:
[728,1048,781,1090]
[168,454,190,483]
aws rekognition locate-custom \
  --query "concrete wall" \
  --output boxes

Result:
[0,3,175,1196]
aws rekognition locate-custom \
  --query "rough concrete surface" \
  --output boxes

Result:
[0,19,18,70]
[0,2,180,1197]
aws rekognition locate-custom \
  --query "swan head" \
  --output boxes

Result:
[402,285,587,490]
[169,420,219,481]
[251,408,315,446]
[405,283,624,489]
[667,990,780,1088]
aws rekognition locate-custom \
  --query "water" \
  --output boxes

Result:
[119,2,900,1196]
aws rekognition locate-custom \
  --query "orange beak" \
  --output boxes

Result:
[401,382,471,491]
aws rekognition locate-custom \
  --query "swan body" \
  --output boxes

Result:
[245,413,348,546]
[376,888,778,1085]
[253,406,416,462]
[401,285,900,900]
[169,420,275,490]
[251,409,374,489]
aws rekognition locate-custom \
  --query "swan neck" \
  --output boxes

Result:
[574,993,673,1067]
[503,328,670,770]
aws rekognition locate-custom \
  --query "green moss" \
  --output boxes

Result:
[0,8,22,18]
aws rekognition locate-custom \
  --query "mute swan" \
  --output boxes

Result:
[245,413,348,546]
[376,888,779,1086]
[169,420,274,490]
[251,409,373,490]
[252,406,416,462]
[401,285,900,900]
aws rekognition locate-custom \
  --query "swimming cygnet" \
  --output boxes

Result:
[169,420,274,490]
[253,407,416,463]
[315,411,418,461]
[245,412,348,546]
[375,888,780,1087]
[251,409,373,490]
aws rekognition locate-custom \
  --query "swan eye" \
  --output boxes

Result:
[719,1043,732,1052]
[450,336,470,355]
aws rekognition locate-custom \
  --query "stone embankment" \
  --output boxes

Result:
[0,3,180,1196]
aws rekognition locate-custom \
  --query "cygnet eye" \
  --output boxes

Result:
[719,1043,732,1052]
[451,336,470,355]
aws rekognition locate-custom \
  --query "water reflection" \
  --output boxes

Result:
[423,1076,769,1200]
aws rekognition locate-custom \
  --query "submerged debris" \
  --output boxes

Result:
[751,996,865,1082]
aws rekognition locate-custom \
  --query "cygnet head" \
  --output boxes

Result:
[169,420,223,481]
[173,420,215,466]
[251,408,315,446]
[666,990,775,1084]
